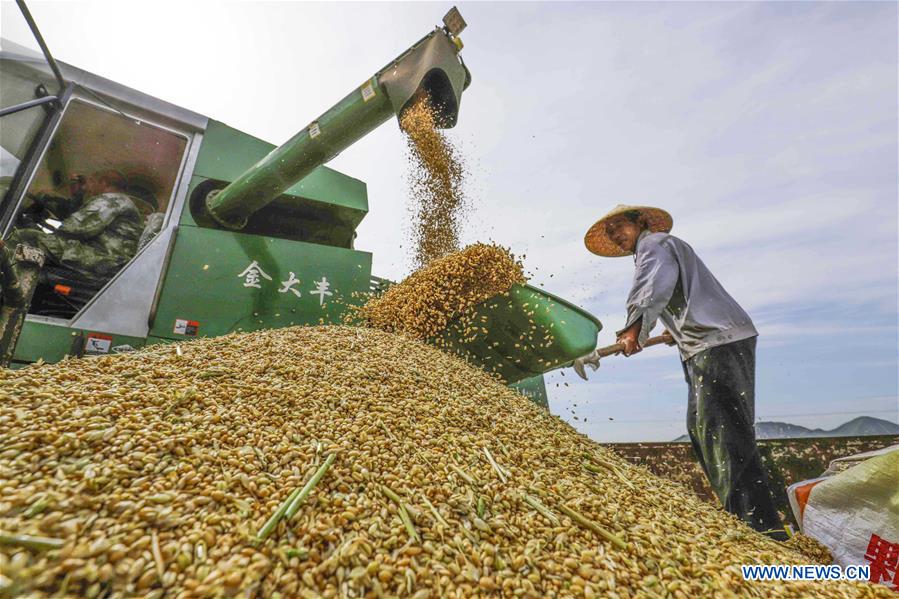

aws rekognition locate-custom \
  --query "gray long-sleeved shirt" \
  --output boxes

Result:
[615,230,757,361]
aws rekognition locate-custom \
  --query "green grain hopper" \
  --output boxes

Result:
[0,6,600,405]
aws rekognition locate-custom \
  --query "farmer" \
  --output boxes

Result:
[576,204,786,539]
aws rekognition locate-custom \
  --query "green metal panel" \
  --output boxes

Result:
[205,81,392,228]
[184,120,368,227]
[510,374,549,409]
[433,285,602,384]
[185,175,366,245]
[11,319,146,365]
[149,226,372,340]
[192,120,278,182]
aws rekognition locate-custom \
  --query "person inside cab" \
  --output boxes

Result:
[21,173,89,222]
[8,169,153,290]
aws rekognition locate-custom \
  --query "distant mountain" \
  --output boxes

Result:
[829,416,899,437]
[672,416,899,442]
[755,421,817,439]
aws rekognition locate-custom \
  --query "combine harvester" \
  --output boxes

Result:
[0,4,600,404]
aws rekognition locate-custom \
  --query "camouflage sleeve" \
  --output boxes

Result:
[58,197,128,240]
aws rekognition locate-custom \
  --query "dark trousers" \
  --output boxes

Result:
[682,337,783,533]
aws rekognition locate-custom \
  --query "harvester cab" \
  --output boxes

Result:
[0,4,599,406]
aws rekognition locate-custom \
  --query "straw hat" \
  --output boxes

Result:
[584,205,673,257]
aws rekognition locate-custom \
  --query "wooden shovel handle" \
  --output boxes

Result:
[596,334,671,358]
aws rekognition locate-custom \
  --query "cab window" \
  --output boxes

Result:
[6,98,188,318]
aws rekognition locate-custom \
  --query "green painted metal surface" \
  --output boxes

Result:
[149,226,372,340]
[433,285,601,384]
[185,120,368,228]
[11,319,146,365]
[205,82,393,228]
[510,374,549,409]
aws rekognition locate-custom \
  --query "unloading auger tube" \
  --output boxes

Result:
[204,9,471,230]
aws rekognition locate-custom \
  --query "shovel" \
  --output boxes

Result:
[572,334,672,380]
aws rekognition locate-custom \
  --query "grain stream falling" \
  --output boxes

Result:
[0,326,892,598]
[400,96,467,269]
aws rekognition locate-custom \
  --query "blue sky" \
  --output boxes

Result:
[3,1,896,441]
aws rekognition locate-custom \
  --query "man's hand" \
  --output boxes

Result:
[616,331,642,356]
[616,320,643,356]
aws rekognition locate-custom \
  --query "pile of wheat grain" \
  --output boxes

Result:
[0,326,891,598]
[358,243,526,341]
